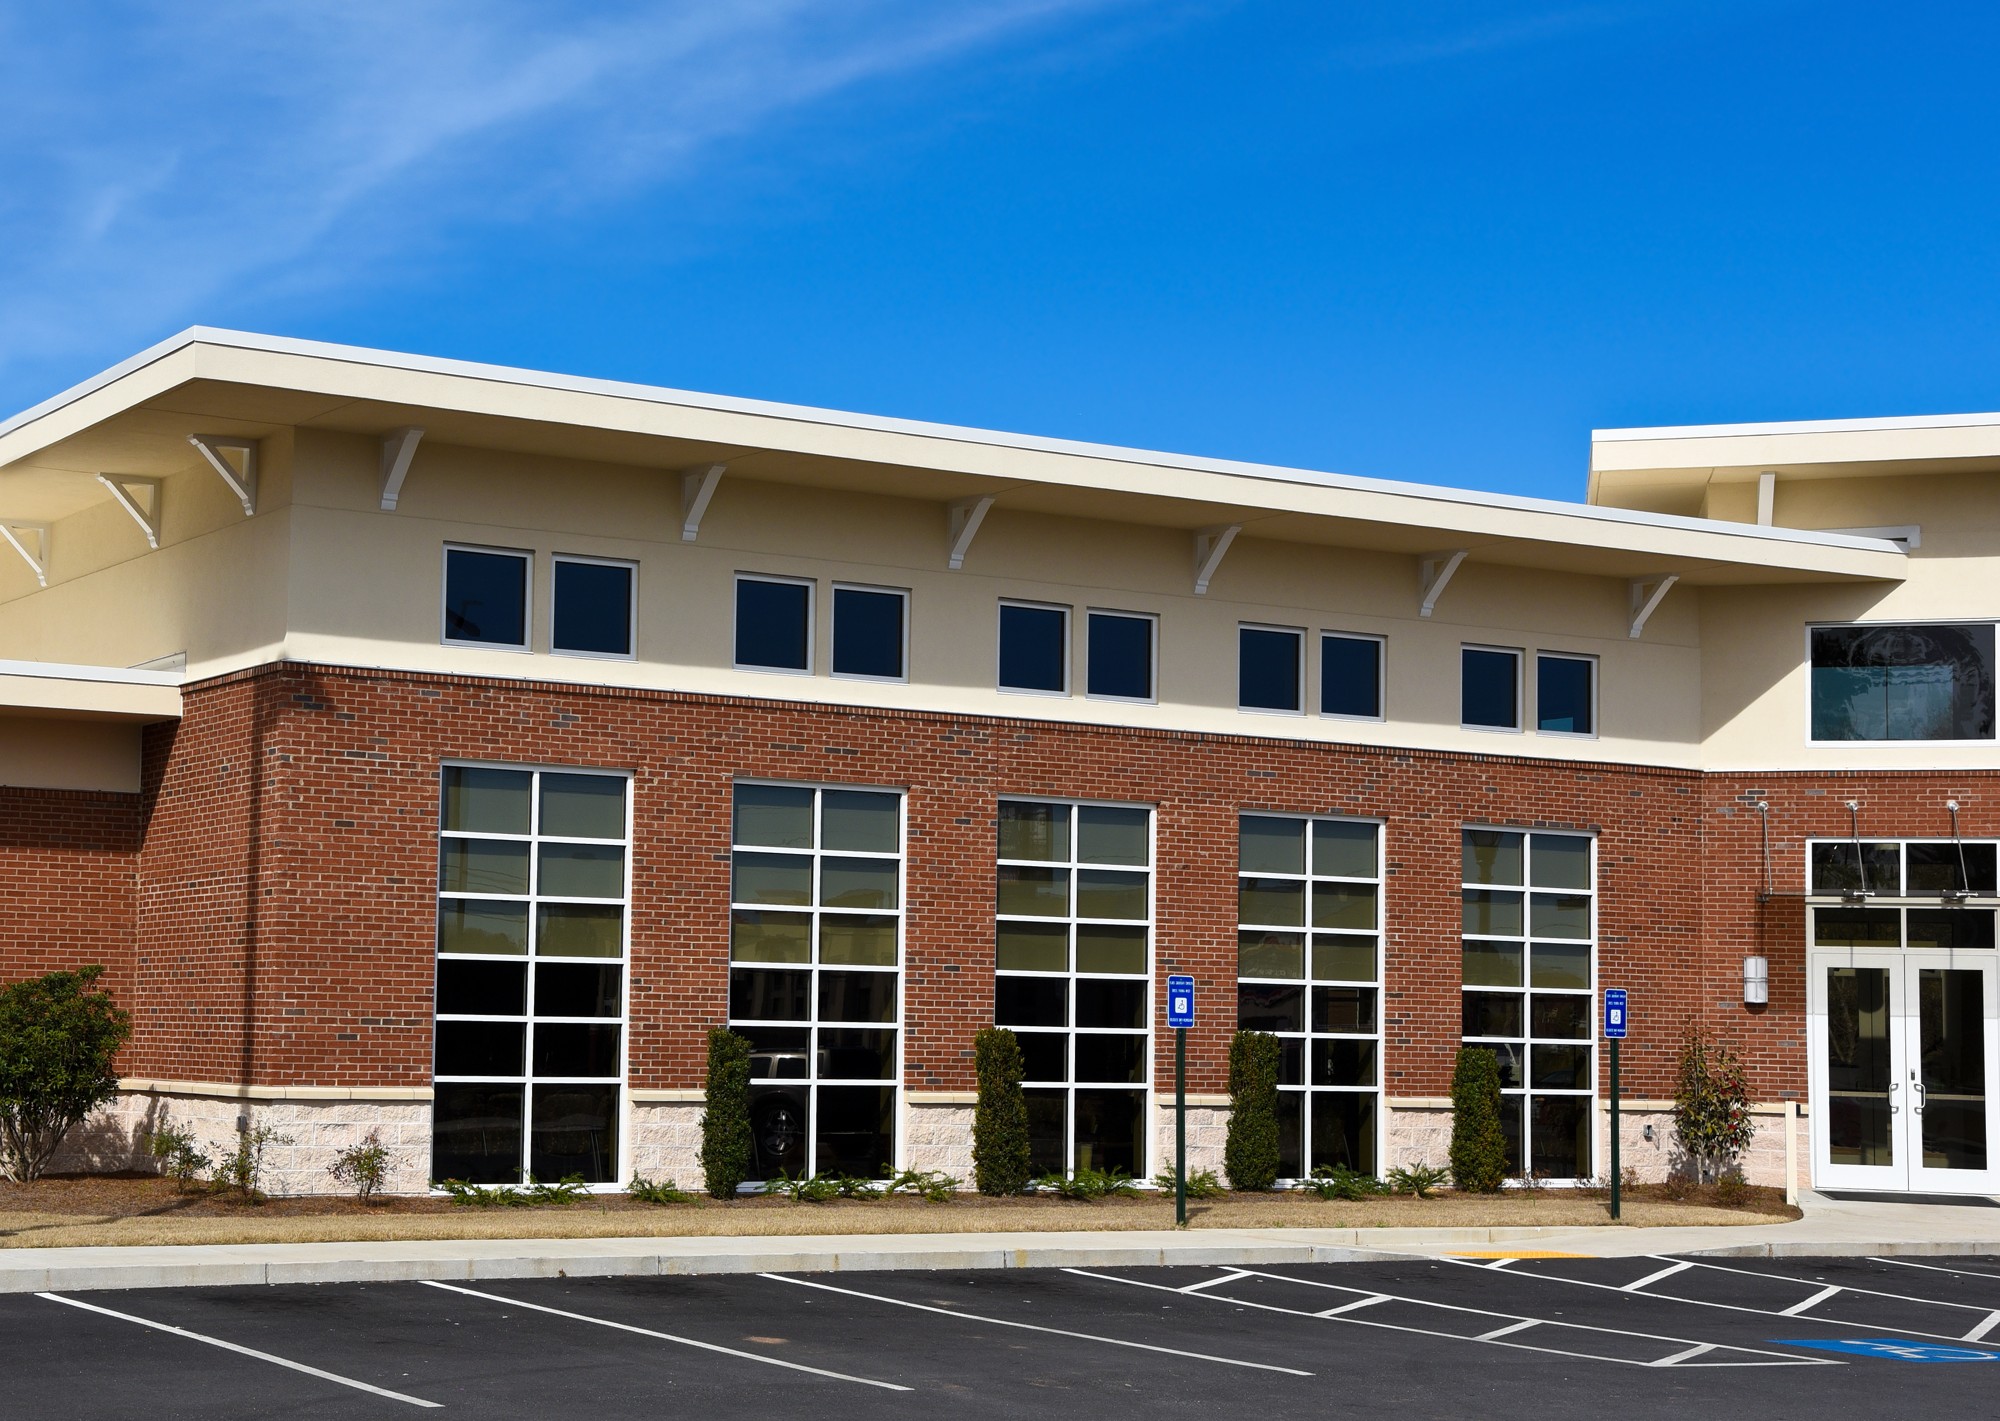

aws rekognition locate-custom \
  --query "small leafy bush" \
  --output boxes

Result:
[1673,1022,1757,1185]
[699,1028,754,1200]
[0,965,133,1183]
[1301,1165,1382,1201]
[766,1169,842,1202]
[213,1124,295,1201]
[525,1174,590,1204]
[833,1175,885,1200]
[147,1121,210,1193]
[1034,1166,1140,1200]
[438,1178,532,1207]
[1714,1172,1749,1206]
[1449,1046,1508,1193]
[628,1174,696,1205]
[1385,1162,1450,1198]
[973,1027,1032,1196]
[329,1131,389,1201]
[1225,1030,1282,1191]
[1153,1164,1226,1200]
[881,1168,961,1202]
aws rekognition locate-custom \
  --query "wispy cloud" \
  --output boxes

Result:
[0,0,1128,373]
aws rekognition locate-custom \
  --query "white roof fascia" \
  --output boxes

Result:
[0,658,184,687]
[0,327,1906,560]
[1595,411,2000,442]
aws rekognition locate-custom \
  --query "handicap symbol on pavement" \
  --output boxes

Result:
[1777,1338,2000,1363]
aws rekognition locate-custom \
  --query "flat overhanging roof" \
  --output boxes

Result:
[0,659,181,723]
[0,328,1909,588]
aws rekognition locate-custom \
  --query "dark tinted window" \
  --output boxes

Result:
[1811,623,1996,741]
[735,577,810,670]
[1087,611,1153,700]
[1462,648,1520,729]
[552,559,633,657]
[999,603,1067,693]
[1239,627,1302,712]
[1537,654,1594,734]
[832,587,906,679]
[1321,634,1381,718]
[444,548,528,648]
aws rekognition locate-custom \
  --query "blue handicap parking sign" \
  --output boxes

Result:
[1167,974,1194,1028]
[1603,988,1628,1039]
[1777,1338,2000,1363]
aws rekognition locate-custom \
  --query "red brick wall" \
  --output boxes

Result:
[0,787,140,1003]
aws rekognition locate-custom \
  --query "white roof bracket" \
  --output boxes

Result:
[680,463,726,542]
[1629,573,1679,639]
[188,434,258,515]
[947,495,996,570]
[97,474,163,549]
[378,427,425,511]
[0,522,51,587]
[1192,524,1242,596]
[1418,549,1469,618]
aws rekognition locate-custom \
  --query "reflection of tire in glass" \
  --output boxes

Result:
[753,1093,807,1176]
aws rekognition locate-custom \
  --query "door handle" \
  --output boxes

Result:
[1913,1080,1927,1114]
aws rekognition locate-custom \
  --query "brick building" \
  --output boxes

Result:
[1,329,1993,1196]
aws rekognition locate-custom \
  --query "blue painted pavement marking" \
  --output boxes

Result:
[1777,1338,2000,1363]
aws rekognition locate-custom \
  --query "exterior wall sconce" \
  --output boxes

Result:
[1743,955,1769,1006]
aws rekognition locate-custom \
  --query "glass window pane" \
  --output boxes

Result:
[1076,869,1147,920]
[1487,1042,1525,1090]
[1311,1039,1377,1087]
[1275,1089,1304,1178]
[998,864,1069,917]
[730,968,811,1021]
[1241,815,1305,875]
[1310,1090,1375,1175]
[1462,648,1520,729]
[1312,935,1377,982]
[1530,1094,1590,1178]
[1529,836,1591,890]
[1908,910,1996,950]
[1530,943,1591,989]
[1238,930,1305,980]
[999,603,1068,693]
[1020,1033,1067,1083]
[832,587,906,679]
[530,1083,617,1184]
[535,964,621,1018]
[734,785,813,849]
[820,856,899,910]
[1238,982,1304,1032]
[1312,820,1377,878]
[437,959,527,1017]
[1075,979,1145,1029]
[1073,1089,1144,1174]
[1462,889,1524,936]
[539,774,626,840]
[1462,991,1523,1038]
[1531,994,1590,1039]
[1811,623,1997,742]
[1463,941,1523,987]
[1077,806,1149,866]
[819,1028,896,1080]
[1025,1089,1067,1172]
[1276,1038,1303,1087]
[741,1026,810,1070]
[538,843,624,899]
[439,900,528,956]
[1313,883,1376,930]
[1321,635,1382,719]
[432,1083,523,1185]
[1086,611,1153,700]
[1074,1035,1146,1085]
[444,767,530,834]
[818,915,898,966]
[998,801,1070,862]
[532,1023,619,1078]
[441,839,529,895]
[815,1085,893,1176]
[1075,924,1147,974]
[748,1082,810,1177]
[435,1020,524,1077]
[1529,893,1590,940]
[1311,985,1377,1034]
[1813,908,1902,948]
[997,976,1067,1027]
[1530,1045,1592,1090]
[732,851,812,905]
[1240,877,1306,927]
[1240,626,1303,711]
[997,922,1069,972]
[537,903,624,957]
[1908,842,1999,895]
[1536,655,1594,734]
[822,791,899,853]
[818,971,897,1023]
[730,909,811,963]
[552,559,633,657]
[1810,840,1901,895]
[1463,830,1524,886]
[735,578,811,671]
[444,548,527,648]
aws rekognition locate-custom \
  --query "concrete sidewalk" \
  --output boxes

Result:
[4,1192,1998,1294]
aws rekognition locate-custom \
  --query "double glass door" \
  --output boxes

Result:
[1810,951,1998,1193]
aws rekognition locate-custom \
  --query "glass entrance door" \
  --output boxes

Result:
[1810,951,1999,1194]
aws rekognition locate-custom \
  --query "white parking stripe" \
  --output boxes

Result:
[420,1280,909,1392]
[760,1273,1312,1376]
[1870,1257,2000,1283]
[1622,1261,1695,1293]
[1649,1343,1717,1367]
[1677,1257,1999,1313]
[1181,1270,1251,1294]
[1779,1284,1844,1316]
[1476,1320,1541,1341]
[1317,1295,1391,1317]
[37,1292,442,1408]
[1961,1310,2000,1342]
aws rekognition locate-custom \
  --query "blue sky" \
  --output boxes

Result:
[2,1,1995,500]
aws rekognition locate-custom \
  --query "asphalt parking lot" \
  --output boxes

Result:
[10,1254,2000,1419]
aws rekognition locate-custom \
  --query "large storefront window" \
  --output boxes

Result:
[729,782,903,1180]
[1810,622,1996,743]
[433,766,629,1185]
[1461,828,1595,1180]
[995,799,1152,1176]
[1236,814,1382,1178]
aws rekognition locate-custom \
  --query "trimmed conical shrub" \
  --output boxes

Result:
[698,1027,753,1199]
[1225,1030,1282,1191]
[972,1027,1032,1195]
[1449,1046,1509,1192]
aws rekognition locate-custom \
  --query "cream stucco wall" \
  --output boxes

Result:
[0,715,145,792]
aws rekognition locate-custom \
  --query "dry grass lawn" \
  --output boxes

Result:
[0,1175,1798,1249]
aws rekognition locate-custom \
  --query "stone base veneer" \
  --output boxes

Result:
[628,1095,704,1187]
[1150,1098,1229,1180]
[905,1096,976,1179]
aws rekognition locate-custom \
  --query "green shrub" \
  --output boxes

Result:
[628,1174,696,1205]
[1714,1171,1749,1207]
[0,966,133,1183]
[972,1027,1032,1196]
[1301,1165,1381,1201]
[1033,1166,1139,1200]
[699,1027,754,1199]
[1672,1022,1757,1185]
[437,1178,531,1207]
[524,1174,589,1204]
[146,1120,210,1193]
[766,1169,841,1202]
[1449,1046,1509,1193]
[1385,1162,1450,1198]
[881,1167,961,1202]
[1153,1164,1226,1200]
[329,1131,389,1201]
[1224,1030,1282,1191]
[212,1124,295,1201]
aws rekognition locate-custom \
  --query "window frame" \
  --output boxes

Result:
[1319,631,1386,722]
[1238,623,1307,716]
[1084,608,1160,705]
[1805,619,2000,747]
[996,599,1072,698]
[1460,644,1525,733]
[1534,651,1598,739]
[829,582,911,684]
[732,573,816,676]
[441,543,533,653]
[549,553,639,662]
